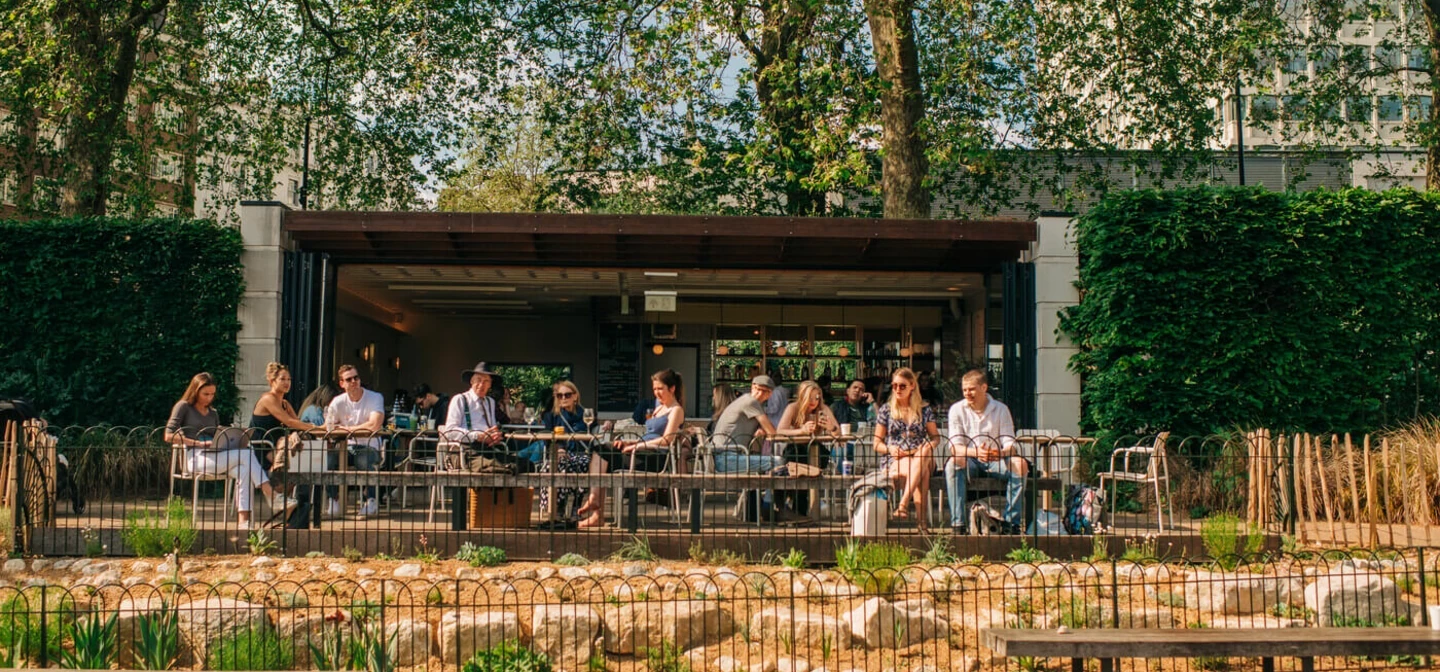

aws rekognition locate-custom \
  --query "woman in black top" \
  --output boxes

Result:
[249,362,320,468]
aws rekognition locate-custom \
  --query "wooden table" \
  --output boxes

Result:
[981,627,1440,672]
[772,433,855,521]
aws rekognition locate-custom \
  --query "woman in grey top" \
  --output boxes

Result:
[165,372,294,528]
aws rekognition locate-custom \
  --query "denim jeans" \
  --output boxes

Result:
[945,457,1024,527]
[713,451,785,474]
[327,445,380,501]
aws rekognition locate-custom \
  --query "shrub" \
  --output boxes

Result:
[134,603,180,670]
[456,543,507,567]
[780,548,808,569]
[122,497,196,557]
[610,535,657,562]
[555,553,589,567]
[61,610,117,670]
[462,640,551,672]
[643,640,690,672]
[1200,513,1262,570]
[0,217,245,425]
[206,625,293,671]
[342,545,363,563]
[835,541,912,595]
[1005,541,1051,564]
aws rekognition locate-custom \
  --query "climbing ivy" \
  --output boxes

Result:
[1060,187,1440,438]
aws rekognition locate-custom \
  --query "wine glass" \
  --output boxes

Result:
[524,407,539,427]
[582,408,596,431]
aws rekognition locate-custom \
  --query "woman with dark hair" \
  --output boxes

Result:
[577,369,685,528]
[165,372,293,528]
[298,383,341,426]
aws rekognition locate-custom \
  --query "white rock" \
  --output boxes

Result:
[308,565,325,574]
[356,568,377,577]
[250,556,274,567]
[1185,570,1303,615]
[532,604,601,668]
[277,562,296,574]
[225,570,248,582]
[328,562,347,574]
[52,559,73,570]
[155,562,173,574]
[778,658,810,672]
[253,571,276,582]
[394,563,423,578]
[843,597,949,648]
[1010,565,1037,581]
[717,656,743,672]
[513,568,539,580]
[29,559,50,572]
[590,566,620,580]
[456,567,481,580]
[537,567,556,580]
[181,560,205,572]
[2,559,25,573]
[215,560,241,570]
[128,561,152,574]
[80,562,113,576]
[438,611,524,664]
[483,571,506,582]
[115,598,167,666]
[714,567,740,581]
[653,566,677,577]
[1304,569,1415,626]
[384,618,433,666]
[749,607,850,650]
[21,578,46,588]
[750,661,779,672]
[560,567,589,580]
[624,564,649,578]
[89,569,122,586]
[70,558,93,571]
[176,598,267,661]
[602,600,735,654]
[122,576,146,588]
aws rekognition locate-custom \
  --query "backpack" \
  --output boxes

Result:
[1063,484,1105,534]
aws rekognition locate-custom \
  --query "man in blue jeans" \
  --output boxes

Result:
[945,369,1027,534]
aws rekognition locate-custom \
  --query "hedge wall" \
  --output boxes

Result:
[1059,187,1440,437]
[0,217,245,426]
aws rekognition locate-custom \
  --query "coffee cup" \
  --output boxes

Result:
[840,423,852,436]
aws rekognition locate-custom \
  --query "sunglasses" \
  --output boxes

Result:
[891,383,911,390]
[555,391,576,399]
[342,376,360,383]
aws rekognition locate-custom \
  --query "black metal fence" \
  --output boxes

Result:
[11,426,1440,561]
[0,551,1432,671]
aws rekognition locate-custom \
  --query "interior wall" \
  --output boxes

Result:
[395,312,599,407]
[332,310,410,404]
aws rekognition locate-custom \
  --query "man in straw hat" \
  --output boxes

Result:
[440,362,529,472]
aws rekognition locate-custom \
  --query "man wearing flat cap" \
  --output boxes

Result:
[709,375,819,474]
[439,362,511,470]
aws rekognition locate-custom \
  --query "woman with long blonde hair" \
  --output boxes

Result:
[872,368,939,533]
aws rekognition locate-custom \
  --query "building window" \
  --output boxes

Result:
[154,102,185,135]
[156,202,179,216]
[1407,95,1432,122]
[1378,95,1404,121]
[288,179,300,205]
[1314,46,1338,72]
[0,110,12,137]
[1346,95,1374,122]
[1282,95,1308,120]
[1283,50,1307,74]
[1374,45,1403,70]
[1342,45,1369,74]
[32,176,60,211]
[151,151,182,181]
[1250,95,1280,122]
[0,172,15,205]
[37,120,63,152]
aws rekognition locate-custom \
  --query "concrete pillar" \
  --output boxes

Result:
[236,201,292,422]
[1027,215,1081,435]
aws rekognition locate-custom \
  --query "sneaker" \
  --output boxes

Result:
[951,522,970,536]
[325,498,341,518]
[999,522,1022,535]
[271,493,296,512]
[358,498,379,518]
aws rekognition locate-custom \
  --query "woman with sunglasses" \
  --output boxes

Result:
[539,380,591,518]
[873,367,939,533]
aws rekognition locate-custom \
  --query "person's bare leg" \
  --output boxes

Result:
[897,457,924,513]
[577,456,607,517]
[912,448,933,533]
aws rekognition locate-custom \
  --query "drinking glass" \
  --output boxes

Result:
[582,408,596,430]
[524,407,539,426]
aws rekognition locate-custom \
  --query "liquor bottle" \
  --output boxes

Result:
[801,362,811,380]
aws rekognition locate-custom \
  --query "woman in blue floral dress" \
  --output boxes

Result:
[540,380,591,518]
[873,368,940,533]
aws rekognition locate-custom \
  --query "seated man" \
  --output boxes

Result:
[710,375,821,473]
[944,368,1027,534]
[325,364,386,518]
[440,361,524,472]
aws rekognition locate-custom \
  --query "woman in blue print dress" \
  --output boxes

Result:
[539,380,591,518]
[873,367,939,534]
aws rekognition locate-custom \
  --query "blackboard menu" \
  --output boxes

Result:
[597,323,641,412]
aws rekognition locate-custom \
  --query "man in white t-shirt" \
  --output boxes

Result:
[944,368,1027,534]
[325,363,385,518]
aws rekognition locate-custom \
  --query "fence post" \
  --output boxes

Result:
[37,579,47,668]
[1420,547,1429,667]
[1110,560,1119,629]
[1285,436,1297,537]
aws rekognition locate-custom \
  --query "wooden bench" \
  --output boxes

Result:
[981,627,1440,672]
[286,471,1061,532]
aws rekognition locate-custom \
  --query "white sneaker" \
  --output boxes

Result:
[271,493,296,512]
[358,498,378,518]
[325,498,341,518]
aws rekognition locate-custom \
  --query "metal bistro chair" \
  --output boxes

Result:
[610,430,687,526]
[1097,431,1174,532]
[401,434,447,523]
[169,440,236,524]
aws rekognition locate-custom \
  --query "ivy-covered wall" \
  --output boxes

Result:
[1060,187,1440,437]
[0,217,245,426]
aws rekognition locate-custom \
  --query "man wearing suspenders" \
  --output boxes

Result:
[440,362,530,473]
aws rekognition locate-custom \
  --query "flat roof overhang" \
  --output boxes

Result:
[284,211,1036,272]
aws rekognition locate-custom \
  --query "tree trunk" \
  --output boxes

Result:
[865,0,929,218]
[1425,0,1440,191]
[57,0,166,216]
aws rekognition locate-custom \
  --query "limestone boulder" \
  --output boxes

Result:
[175,598,267,664]
[532,605,601,670]
[383,618,433,667]
[1303,569,1416,627]
[437,611,524,664]
[748,607,851,650]
[114,597,167,668]
[1184,570,1302,615]
[602,600,734,654]
[843,597,949,649]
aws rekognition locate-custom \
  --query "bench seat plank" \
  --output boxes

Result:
[981,627,1440,659]
[288,471,1062,492]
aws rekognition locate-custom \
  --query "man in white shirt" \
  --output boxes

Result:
[945,369,1027,533]
[440,362,509,471]
[325,364,386,518]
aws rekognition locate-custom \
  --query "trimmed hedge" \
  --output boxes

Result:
[0,217,244,425]
[1060,187,1440,437]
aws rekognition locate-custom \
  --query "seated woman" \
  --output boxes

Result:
[166,372,294,528]
[578,369,685,528]
[776,380,841,514]
[250,362,321,468]
[539,380,592,518]
[707,383,736,435]
[873,368,939,534]
[298,383,340,426]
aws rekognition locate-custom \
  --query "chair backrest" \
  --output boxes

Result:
[1148,431,1172,476]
